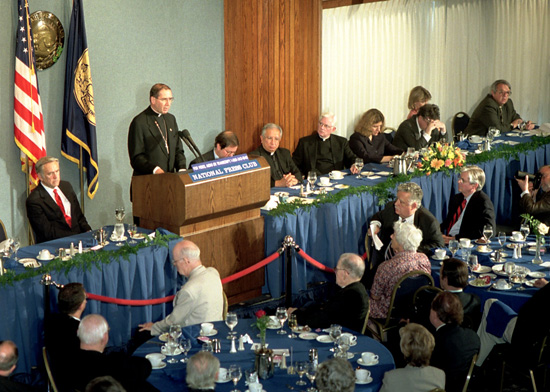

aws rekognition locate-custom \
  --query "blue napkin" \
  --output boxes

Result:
[486,301,517,337]
[456,140,473,150]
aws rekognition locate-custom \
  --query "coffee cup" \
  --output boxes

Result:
[356,368,371,382]
[469,135,482,143]
[161,343,178,355]
[38,249,51,260]
[477,245,488,253]
[217,368,228,382]
[434,249,446,259]
[495,278,509,289]
[329,170,344,180]
[341,332,357,345]
[511,231,523,241]
[319,177,330,186]
[249,382,263,392]
[459,238,471,248]
[201,322,214,335]
[145,353,165,367]
[361,352,379,365]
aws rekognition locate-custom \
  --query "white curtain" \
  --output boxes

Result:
[322,0,550,137]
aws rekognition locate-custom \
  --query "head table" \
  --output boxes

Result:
[135,320,395,392]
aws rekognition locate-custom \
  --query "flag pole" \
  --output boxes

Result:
[25,156,34,245]
[79,145,85,214]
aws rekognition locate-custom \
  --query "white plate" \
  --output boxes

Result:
[360,171,373,177]
[316,335,333,343]
[508,238,526,244]
[334,184,349,189]
[432,255,449,261]
[491,251,509,258]
[460,244,475,249]
[357,358,379,366]
[475,239,491,245]
[37,254,55,261]
[492,265,508,276]
[18,258,41,268]
[377,171,391,176]
[151,362,166,370]
[480,273,497,279]
[317,181,334,187]
[110,235,128,242]
[476,247,492,254]
[356,377,373,385]
[131,233,146,240]
[493,283,513,290]
[299,332,318,340]
[529,271,545,278]
[525,279,539,287]
[200,328,218,337]
[468,279,491,288]
[473,265,492,273]
[215,369,232,384]
[159,333,169,342]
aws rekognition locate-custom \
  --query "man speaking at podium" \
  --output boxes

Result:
[128,83,187,177]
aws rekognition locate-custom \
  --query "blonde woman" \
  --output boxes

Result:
[406,86,432,119]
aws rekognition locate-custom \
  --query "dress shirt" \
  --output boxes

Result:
[416,117,431,144]
[41,184,72,219]
[448,193,472,236]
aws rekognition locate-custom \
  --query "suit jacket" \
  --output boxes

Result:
[441,190,496,239]
[188,149,216,168]
[392,116,447,151]
[151,265,224,335]
[430,324,480,392]
[250,146,302,187]
[349,132,403,163]
[0,377,36,392]
[519,190,550,227]
[294,281,369,333]
[26,181,91,244]
[292,133,357,176]
[127,106,186,176]
[464,94,521,136]
[44,313,80,373]
[379,365,445,392]
[456,291,481,330]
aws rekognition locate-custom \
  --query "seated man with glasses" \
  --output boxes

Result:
[464,79,535,136]
[292,112,359,177]
[392,103,448,151]
[189,130,239,168]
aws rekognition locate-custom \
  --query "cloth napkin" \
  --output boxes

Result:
[456,140,473,150]
[370,224,384,251]
[486,301,517,338]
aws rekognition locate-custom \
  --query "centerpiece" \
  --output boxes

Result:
[416,142,465,176]
[520,214,549,264]
[252,310,274,379]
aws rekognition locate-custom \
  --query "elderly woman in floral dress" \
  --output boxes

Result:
[370,221,432,319]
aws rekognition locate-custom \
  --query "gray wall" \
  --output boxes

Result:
[0,0,225,244]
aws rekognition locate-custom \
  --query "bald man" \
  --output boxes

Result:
[0,340,37,392]
[139,240,224,335]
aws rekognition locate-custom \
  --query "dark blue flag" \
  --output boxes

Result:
[61,0,98,199]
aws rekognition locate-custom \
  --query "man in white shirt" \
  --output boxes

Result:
[26,156,91,243]
[392,104,448,151]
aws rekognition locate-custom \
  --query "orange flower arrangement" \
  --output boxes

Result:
[417,142,465,176]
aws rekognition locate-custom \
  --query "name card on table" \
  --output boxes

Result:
[189,154,260,182]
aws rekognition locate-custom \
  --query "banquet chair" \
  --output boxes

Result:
[383,127,396,143]
[0,218,6,242]
[42,346,59,392]
[222,290,228,320]
[367,270,434,341]
[360,307,370,335]
[412,285,443,328]
[452,112,470,140]
[462,353,478,392]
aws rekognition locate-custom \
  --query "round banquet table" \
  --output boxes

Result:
[136,320,395,392]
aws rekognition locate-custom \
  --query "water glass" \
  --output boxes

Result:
[276,307,288,335]
[448,240,459,258]
[226,312,238,339]
[355,158,364,178]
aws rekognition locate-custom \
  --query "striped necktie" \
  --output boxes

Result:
[447,198,467,234]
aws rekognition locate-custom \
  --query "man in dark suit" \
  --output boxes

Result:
[66,314,157,392]
[430,292,480,392]
[365,182,444,287]
[517,165,550,226]
[392,104,448,151]
[464,79,535,136]
[292,112,359,177]
[0,341,37,392]
[289,253,369,333]
[441,165,496,243]
[26,156,91,244]
[127,83,186,177]
[250,123,302,187]
[188,130,239,168]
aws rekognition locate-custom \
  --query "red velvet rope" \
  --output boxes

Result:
[220,250,282,284]
[296,248,335,274]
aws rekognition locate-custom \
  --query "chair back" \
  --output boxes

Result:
[0,218,6,242]
[412,285,443,327]
[383,127,396,143]
[389,270,434,320]
[361,306,370,335]
[452,112,470,139]
[222,290,228,320]
[42,346,59,392]
[462,353,478,392]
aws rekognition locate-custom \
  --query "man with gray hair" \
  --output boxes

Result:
[67,314,156,392]
[139,240,223,334]
[186,351,220,392]
[292,112,359,177]
[0,340,36,391]
[464,79,534,136]
[26,156,91,243]
[289,253,369,332]
[315,357,355,392]
[365,182,443,287]
[441,165,495,243]
[250,123,302,187]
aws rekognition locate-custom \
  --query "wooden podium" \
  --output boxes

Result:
[131,155,271,304]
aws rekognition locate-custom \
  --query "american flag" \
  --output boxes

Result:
[14,0,46,188]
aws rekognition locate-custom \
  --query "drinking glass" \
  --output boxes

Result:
[307,171,317,192]
[295,361,308,386]
[483,224,494,250]
[355,158,364,178]
[498,232,507,248]
[114,224,125,246]
[520,223,530,241]
[11,238,21,261]
[167,325,182,364]
[276,307,288,335]
[329,324,342,352]
[115,207,125,223]
[179,338,191,363]
[288,313,298,338]
[467,255,479,279]
[127,224,137,244]
[306,363,317,392]
[515,267,528,291]
[336,335,351,358]
[229,364,242,392]
[226,312,238,339]
[448,240,459,258]
[462,246,472,268]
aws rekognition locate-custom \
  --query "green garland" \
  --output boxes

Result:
[268,136,550,217]
[0,231,180,287]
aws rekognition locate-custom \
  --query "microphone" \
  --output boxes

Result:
[178,131,199,159]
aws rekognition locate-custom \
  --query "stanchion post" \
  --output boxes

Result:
[282,235,296,308]
[40,274,64,322]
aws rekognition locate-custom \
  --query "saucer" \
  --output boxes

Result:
[159,333,169,342]
[493,283,513,290]
[317,181,333,187]
[357,358,379,366]
[509,238,526,243]
[356,376,373,385]
[432,255,449,261]
[131,233,146,240]
[152,362,166,369]
[37,254,55,261]
[473,265,492,273]
[18,258,41,268]
[525,279,539,287]
[316,335,333,343]
[110,235,128,242]
[334,184,349,189]
[528,271,545,278]
[200,329,218,337]
[298,332,318,340]
[460,244,474,249]
[215,369,231,383]
[160,346,182,356]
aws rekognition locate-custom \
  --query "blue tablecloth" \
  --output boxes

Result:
[0,227,182,375]
[136,320,395,392]
[263,138,550,298]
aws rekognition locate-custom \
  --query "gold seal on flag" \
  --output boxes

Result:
[74,48,96,126]
[30,11,64,70]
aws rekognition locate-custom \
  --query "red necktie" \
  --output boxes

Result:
[54,189,72,228]
[447,198,466,234]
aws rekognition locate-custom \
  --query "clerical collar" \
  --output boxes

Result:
[150,106,162,117]
[319,135,330,142]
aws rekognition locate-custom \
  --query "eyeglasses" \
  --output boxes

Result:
[222,147,238,156]
[156,97,174,103]
[457,177,469,183]
[495,90,511,96]
[318,121,334,130]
